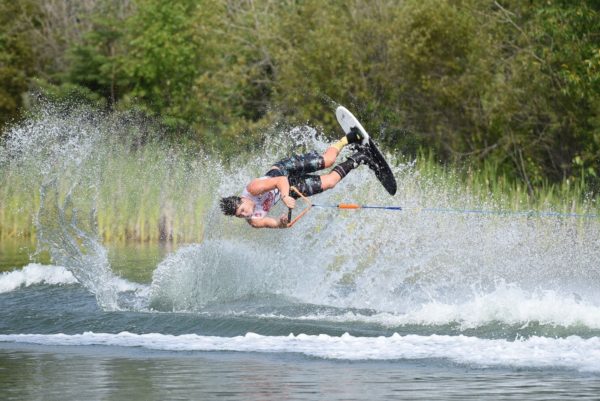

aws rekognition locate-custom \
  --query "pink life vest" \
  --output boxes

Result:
[241,179,281,219]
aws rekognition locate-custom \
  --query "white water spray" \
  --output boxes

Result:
[3,105,600,328]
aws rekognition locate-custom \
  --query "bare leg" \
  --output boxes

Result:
[321,135,365,189]
[320,170,342,190]
[323,134,356,168]
[292,148,365,195]
[322,146,340,168]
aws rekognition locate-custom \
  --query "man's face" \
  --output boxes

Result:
[235,200,253,218]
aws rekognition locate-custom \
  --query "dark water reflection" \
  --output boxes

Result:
[1,345,600,401]
[0,239,38,272]
[0,239,173,283]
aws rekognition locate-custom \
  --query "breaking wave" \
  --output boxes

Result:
[0,264,77,293]
[2,331,600,372]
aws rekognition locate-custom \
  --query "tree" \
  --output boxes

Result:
[0,0,37,130]
[120,0,203,126]
[480,0,600,187]
[68,1,134,106]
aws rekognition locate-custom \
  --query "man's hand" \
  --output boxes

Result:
[282,194,295,209]
[247,215,289,229]
[278,214,289,228]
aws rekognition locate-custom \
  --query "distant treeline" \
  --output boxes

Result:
[1,0,599,192]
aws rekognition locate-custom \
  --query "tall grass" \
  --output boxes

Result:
[2,147,597,245]
[0,143,214,243]
[0,170,40,242]
[413,151,598,216]
[93,144,213,243]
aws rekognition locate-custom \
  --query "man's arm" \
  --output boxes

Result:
[246,176,289,196]
[246,176,295,209]
[246,215,289,229]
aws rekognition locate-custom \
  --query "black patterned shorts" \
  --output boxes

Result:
[265,151,325,198]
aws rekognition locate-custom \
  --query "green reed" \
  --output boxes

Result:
[1,141,597,245]
[0,140,214,243]
[412,150,598,216]
[92,144,213,243]
[0,170,40,242]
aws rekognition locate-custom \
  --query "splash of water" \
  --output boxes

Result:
[36,180,147,310]
[3,104,600,327]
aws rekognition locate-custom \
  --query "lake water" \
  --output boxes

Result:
[2,240,600,400]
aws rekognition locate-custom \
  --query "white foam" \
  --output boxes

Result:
[0,263,143,296]
[0,263,78,293]
[261,285,600,329]
[404,285,600,329]
[110,276,147,293]
[1,331,600,372]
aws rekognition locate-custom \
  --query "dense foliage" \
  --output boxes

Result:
[1,0,599,191]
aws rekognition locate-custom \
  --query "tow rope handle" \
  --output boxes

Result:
[286,187,312,228]
[337,203,361,209]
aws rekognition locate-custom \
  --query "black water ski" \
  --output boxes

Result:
[336,106,397,195]
[366,137,396,195]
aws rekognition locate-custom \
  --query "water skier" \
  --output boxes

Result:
[220,131,376,228]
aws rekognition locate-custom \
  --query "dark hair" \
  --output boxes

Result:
[220,196,242,216]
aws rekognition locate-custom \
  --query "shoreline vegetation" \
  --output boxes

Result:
[1,0,599,242]
[0,108,214,244]
[1,128,597,244]
[1,157,598,244]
